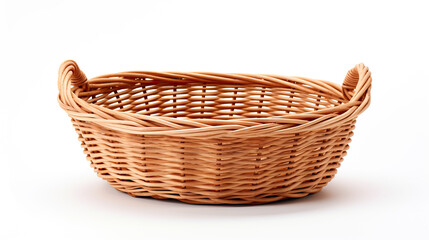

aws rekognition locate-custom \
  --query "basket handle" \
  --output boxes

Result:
[58,60,88,107]
[58,60,87,90]
[342,63,372,102]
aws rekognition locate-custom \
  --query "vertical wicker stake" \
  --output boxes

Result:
[58,60,371,204]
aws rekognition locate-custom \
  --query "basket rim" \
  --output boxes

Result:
[58,61,371,137]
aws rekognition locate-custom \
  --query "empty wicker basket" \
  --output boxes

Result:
[58,60,371,204]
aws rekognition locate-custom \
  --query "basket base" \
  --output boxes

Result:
[125,188,324,205]
[108,180,331,205]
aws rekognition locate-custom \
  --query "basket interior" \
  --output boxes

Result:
[81,80,345,120]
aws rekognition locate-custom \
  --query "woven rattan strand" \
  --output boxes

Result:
[58,60,371,204]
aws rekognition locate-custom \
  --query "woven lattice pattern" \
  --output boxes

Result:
[58,61,371,204]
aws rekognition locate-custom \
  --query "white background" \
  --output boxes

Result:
[1,0,428,239]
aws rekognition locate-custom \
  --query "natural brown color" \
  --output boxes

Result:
[58,60,371,204]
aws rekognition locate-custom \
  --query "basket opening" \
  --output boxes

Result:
[83,82,344,120]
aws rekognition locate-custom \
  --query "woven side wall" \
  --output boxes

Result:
[73,118,355,204]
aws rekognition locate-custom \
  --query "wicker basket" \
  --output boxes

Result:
[58,60,371,204]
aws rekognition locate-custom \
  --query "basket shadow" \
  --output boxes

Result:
[72,176,377,219]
